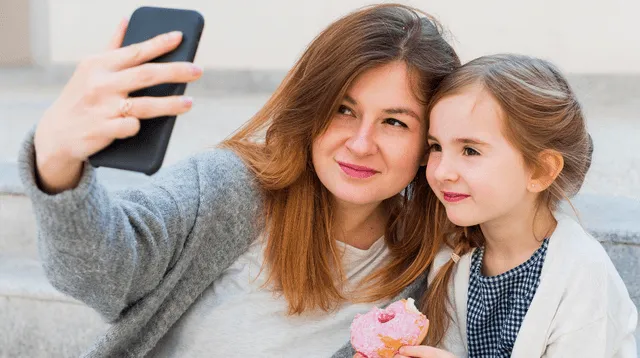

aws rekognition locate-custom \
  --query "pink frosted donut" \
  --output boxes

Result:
[350,298,429,358]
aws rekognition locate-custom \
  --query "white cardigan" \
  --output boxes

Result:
[429,213,638,357]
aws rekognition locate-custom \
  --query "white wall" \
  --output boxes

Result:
[47,0,640,73]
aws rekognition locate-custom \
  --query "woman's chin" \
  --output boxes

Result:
[330,189,387,207]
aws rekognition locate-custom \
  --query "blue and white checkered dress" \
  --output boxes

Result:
[466,238,549,357]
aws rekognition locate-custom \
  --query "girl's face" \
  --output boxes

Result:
[426,85,534,227]
[312,61,428,208]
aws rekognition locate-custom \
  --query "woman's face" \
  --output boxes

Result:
[312,61,428,207]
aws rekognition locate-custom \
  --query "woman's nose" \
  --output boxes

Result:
[345,121,378,157]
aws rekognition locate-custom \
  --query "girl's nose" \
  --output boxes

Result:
[433,154,459,182]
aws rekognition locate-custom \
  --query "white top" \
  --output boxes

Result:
[153,236,391,357]
[429,213,638,357]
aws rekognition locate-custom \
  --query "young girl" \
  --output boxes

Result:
[399,54,637,357]
[19,4,460,357]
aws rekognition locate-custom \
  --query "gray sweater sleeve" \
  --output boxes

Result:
[17,129,259,322]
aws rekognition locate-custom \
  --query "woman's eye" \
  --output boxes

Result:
[384,118,408,128]
[338,105,354,116]
[428,143,442,152]
[463,147,480,156]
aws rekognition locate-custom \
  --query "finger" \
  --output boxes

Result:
[107,17,129,50]
[115,96,194,119]
[113,62,203,94]
[105,31,183,70]
[101,116,141,139]
[398,345,438,357]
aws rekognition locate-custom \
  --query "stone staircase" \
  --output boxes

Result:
[0,72,639,356]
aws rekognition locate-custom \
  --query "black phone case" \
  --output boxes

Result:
[88,6,204,175]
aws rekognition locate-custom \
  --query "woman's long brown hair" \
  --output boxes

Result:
[219,4,460,315]
[420,54,593,345]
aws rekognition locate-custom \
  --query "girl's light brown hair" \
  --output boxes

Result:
[420,54,593,345]
[219,4,460,314]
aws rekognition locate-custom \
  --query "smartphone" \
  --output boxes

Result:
[88,6,204,175]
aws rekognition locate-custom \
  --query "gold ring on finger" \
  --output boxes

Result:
[119,97,133,117]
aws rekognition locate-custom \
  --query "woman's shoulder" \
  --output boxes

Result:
[181,148,258,190]
[150,148,263,217]
[187,148,252,178]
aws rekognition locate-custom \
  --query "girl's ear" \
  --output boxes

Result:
[528,149,564,193]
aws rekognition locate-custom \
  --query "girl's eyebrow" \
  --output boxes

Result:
[455,137,489,146]
[427,134,489,146]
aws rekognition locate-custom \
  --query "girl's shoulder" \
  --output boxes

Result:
[551,213,617,271]
[543,213,637,338]
[428,244,477,285]
[429,246,454,283]
[548,213,633,309]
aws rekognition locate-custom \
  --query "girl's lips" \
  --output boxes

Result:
[443,191,470,203]
[337,161,378,179]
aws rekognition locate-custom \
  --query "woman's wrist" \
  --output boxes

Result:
[34,149,84,194]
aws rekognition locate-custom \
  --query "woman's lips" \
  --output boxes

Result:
[443,191,470,203]
[337,161,378,179]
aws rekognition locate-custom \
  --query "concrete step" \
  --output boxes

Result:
[1,167,639,306]
[0,256,108,357]
[0,238,638,355]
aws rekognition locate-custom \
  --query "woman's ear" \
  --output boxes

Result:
[527,150,564,193]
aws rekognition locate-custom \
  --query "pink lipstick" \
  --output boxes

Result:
[443,191,470,203]
[338,161,378,179]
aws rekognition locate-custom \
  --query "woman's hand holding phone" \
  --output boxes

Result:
[33,18,203,194]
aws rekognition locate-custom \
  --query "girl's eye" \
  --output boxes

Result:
[384,118,408,128]
[338,105,354,116]
[428,143,442,152]
[463,147,480,156]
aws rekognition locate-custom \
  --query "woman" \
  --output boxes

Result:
[20,4,459,357]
